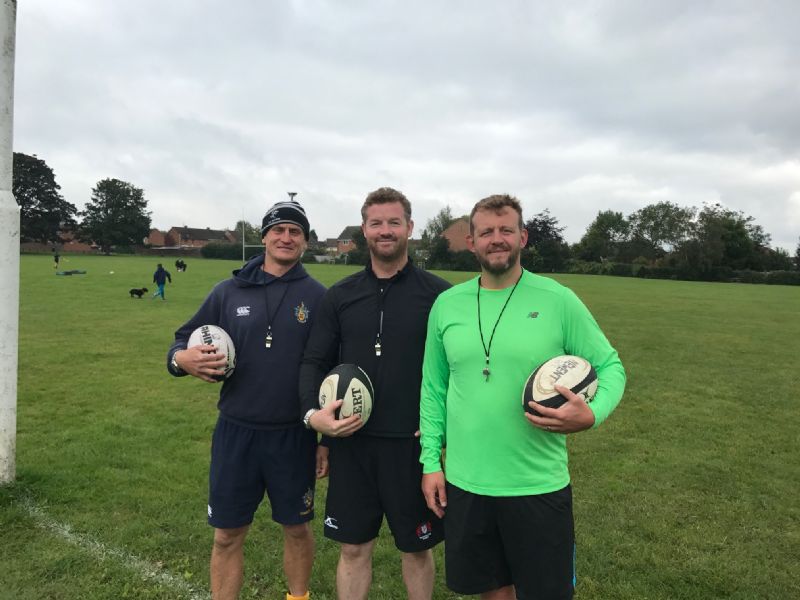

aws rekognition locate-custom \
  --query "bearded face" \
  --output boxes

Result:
[362,202,413,264]
[467,207,527,276]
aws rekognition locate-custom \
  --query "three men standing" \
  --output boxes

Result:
[167,191,623,600]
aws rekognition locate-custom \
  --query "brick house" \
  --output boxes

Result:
[145,228,168,246]
[333,225,362,255]
[441,217,470,251]
[146,226,235,248]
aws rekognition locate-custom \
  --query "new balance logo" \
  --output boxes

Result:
[528,311,540,318]
[236,306,251,317]
[324,516,339,529]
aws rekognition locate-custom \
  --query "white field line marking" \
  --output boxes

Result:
[22,495,210,600]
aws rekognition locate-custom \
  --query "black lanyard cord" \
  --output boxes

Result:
[477,271,523,381]
[264,280,290,348]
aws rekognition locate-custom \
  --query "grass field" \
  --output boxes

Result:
[1,253,799,599]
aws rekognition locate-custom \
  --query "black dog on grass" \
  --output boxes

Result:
[129,287,149,298]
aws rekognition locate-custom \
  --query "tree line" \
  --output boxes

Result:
[13,152,152,254]
[14,151,800,282]
[350,203,800,284]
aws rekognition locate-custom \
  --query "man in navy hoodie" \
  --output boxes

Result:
[167,200,326,600]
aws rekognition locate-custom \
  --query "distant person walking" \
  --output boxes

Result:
[52,248,60,270]
[152,263,172,300]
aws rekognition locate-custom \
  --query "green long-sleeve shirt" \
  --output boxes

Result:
[420,270,626,496]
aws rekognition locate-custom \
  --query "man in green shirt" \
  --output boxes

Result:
[420,194,626,600]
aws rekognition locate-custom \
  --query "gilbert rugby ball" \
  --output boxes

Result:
[523,355,597,416]
[188,324,236,381]
[318,364,374,423]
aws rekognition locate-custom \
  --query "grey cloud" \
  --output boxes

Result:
[12,0,800,252]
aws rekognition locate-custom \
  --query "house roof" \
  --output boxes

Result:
[336,225,362,240]
[169,226,230,241]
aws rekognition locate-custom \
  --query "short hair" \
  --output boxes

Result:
[469,194,524,234]
[361,187,412,223]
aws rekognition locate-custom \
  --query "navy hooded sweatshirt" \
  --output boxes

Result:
[167,255,325,429]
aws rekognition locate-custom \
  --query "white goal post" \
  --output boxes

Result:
[0,0,19,484]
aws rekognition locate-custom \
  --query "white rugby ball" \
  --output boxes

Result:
[318,364,374,423]
[188,324,236,381]
[523,355,597,416]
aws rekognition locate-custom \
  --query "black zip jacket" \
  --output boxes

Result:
[299,259,450,437]
[167,255,325,429]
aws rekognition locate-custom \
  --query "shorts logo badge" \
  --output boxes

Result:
[236,306,250,317]
[300,487,314,516]
[294,302,309,324]
[416,521,432,540]
[324,516,339,529]
[208,505,213,518]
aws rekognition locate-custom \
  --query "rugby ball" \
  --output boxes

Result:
[188,324,236,381]
[318,364,374,423]
[523,355,597,416]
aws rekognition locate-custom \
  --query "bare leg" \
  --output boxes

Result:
[282,522,314,596]
[401,549,435,600]
[481,585,516,600]
[336,540,376,600]
[210,526,249,600]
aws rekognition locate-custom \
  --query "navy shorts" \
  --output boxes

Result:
[324,435,443,552]
[444,483,575,599]
[208,417,317,529]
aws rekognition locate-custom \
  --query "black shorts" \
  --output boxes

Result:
[444,483,575,600]
[324,435,443,552]
[208,417,317,529]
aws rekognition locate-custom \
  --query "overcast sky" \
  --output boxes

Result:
[13,0,800,251]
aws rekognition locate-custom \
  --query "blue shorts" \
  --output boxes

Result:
[208,417,317,529]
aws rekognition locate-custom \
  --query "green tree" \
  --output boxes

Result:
[13,152,77,243]
[421,206,454,240]
[575,210,630,262]
[629,201,695,257]
[231,220,262,245]
[524,209,570,271]
[427,234,453,269]
[345,228,370,265]
[419,206,457,269]
[678,203,771,274]
[79,178,151,254]
[761,247,793,271]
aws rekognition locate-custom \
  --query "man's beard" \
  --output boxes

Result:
[369,235,408,263]
[475,244,520,275]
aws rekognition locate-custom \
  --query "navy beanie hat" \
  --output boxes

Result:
[260,200,310,240]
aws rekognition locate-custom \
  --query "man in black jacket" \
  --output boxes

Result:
[167,200,326,600]
[300,188,450,600]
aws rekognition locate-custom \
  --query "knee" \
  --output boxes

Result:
[213,527,248,553]
[283,522,312,542]
[340,542,374,564]
[403,549,433,566]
